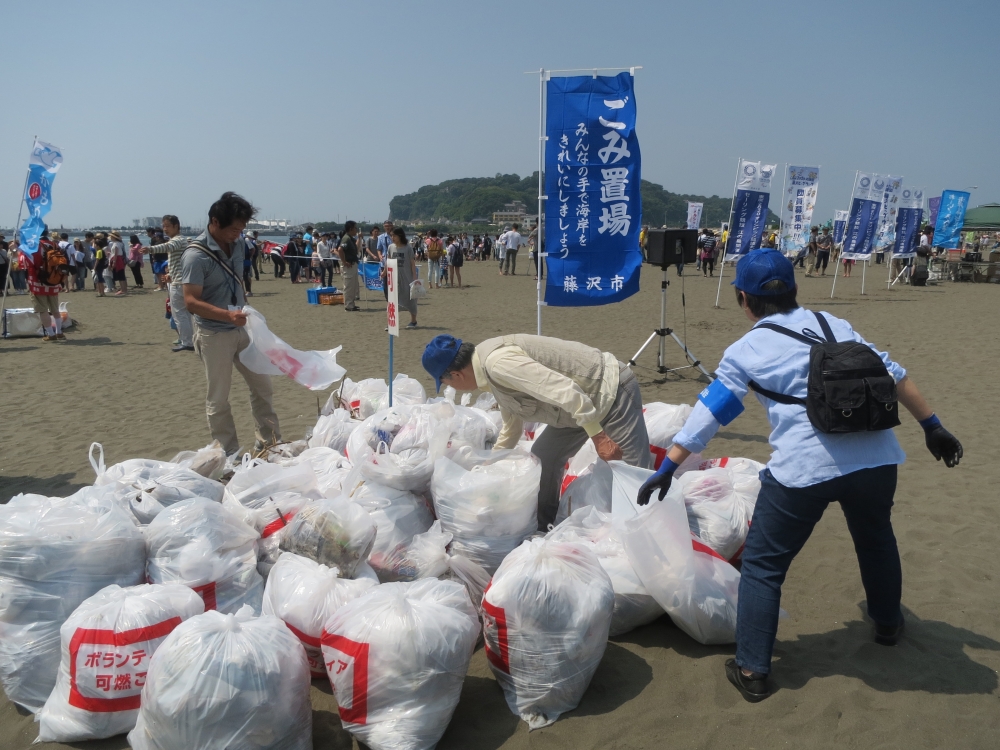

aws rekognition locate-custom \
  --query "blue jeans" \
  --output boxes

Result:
[736,464,901,674]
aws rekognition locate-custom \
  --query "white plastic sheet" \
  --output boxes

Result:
[170,441,228,480]
[430,447,540,574]
[278,497,377,579]
[35,584,204,743]
[322,579,479,750]
[614,463,741,645]
[261,553,376,678]
[128,606,313,750]
[349,482,435,582]
[145,498,265,615]
[643,402,693,470]
[0,491,146,712]
[240,305,346,391]
[547,507,663,636]
[483,537,615,729]
[407,521,491,610]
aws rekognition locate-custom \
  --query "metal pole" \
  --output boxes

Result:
[830,171,858,299]
[658,266,667,369]
[777,163,787,254]
[536,68,547,336]
[715,157,742,307]
[388,334,394,407]
[861,258,867,295]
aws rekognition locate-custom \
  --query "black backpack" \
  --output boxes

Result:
[747,311,901,434]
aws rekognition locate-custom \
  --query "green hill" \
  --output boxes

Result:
[388,173,777,227]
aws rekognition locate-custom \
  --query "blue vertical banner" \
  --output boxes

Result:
[833,210,849,244]
[932,190,970,249]
[724,159,775,261]
[891,188,924,258]
[841,173,883,260]
[18,139,64,256]
[544,72,642,307]
[361,260,384,291]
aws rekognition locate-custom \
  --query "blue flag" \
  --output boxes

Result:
[724,159,775,261]
[833,210,849,245]
[932,190,970,250]
[19,140,63,256]
[361,260,383,291]
[544,72,642,307]
[841,173,883,260]
[892,188,924,258]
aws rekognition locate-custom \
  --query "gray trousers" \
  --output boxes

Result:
[530,366,653,529]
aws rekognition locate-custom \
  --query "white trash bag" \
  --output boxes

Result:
[430,447,540,574]
[0,492,145,712]
[278,497,377,579]
[239,305,346,391]
[35,583,204,743]
[614,463,741,645]
[170,441,228,480]
[547,507,663,636]
[349,482,435,582]
[222,490,312,578]
[321,579,479,750]
[555,458,613,526]
[261,552,376,678]
[642,402,693,469]
[145,498,265,615]
[345,404,447,492]
[483,537,615,730]
[407,521,492,611]
[281,446,354,499]
[127,605,312,750]
[675,468,759,561]
[224,457,323,508]
[309,408,362,453]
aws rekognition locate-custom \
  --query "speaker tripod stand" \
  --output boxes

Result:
[628,265,713,380]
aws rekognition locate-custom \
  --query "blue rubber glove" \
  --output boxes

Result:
[637,457,679,506]
[919,414,963,468]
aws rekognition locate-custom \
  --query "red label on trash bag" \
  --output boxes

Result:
[482,592,510,674]
[285,622,325,679]
[262,511,297,539]
[649,444,668,470]
[191,582,218,611]
[68,617,181,712]
[321,633,369,725]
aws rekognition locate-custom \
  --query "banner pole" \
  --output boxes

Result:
[388,333,394,407]
[777,163,787,254]
[861,259,867,295]
[1,140,36,336]
[536,68,547,336]
[830,171,858,299]
[715,157,742,308]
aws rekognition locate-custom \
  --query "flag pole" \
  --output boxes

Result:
[715,157,742,308]
[830,170,859,299]
[536,68,548,336]
[777,163,787,255]
[861,258,867,295]
[1,137,36,337]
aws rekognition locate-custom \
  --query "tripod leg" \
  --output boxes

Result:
[628,331,660,367]
[669,330,714,380]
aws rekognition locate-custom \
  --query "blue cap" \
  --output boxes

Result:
[422,335,463,392]
[731,248,796,295]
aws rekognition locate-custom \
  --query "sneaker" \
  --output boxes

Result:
[405,322,418,329]
[874,618,905,646]
[42,335,55,342]
[172,345,195,353]
[55,334,66,340]
[725,659,771,702]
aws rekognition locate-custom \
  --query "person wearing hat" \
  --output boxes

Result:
[107,231,129,296]
[422,333,653,528]
[636,248,963,702]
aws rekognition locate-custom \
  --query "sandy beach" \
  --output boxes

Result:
[2,259,998,749]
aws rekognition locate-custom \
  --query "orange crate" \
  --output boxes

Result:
[319,293,344,306]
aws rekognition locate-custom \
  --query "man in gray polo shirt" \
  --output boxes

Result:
[182,192,280,455]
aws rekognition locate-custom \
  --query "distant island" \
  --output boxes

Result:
[387,172,778,228]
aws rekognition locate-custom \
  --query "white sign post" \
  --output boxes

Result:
[386,258,399,405]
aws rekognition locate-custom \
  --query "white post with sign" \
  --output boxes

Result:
[386,258,399,406]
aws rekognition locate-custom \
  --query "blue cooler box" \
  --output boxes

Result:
[307,286,338,305]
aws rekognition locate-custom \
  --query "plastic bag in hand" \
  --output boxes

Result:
[170,441,228,480]
[309,408,362,453]
[483,537,614,730]
[430,448,540,574]
[145,498,264,615]
[674,468,758,561]
[613,463,740,645]
[261,552,376,678]
[279,497,376,579]
[407,521,491,610]
[239,305,346,390]
[0,491,146,712]
[321,579,479,750]
[409,278,428,299]
[127,605,312,750]
[349,482,434,582]
[642,402,693,470]
[35,583,204,742]
[547,507,663,636]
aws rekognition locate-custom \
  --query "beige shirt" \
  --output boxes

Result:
[473,346,620,449]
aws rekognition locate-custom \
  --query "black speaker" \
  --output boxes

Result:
[646,229,699,267]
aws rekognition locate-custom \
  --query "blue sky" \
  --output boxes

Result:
[3,0,997,228]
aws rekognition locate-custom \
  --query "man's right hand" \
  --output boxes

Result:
[229,309,247,327]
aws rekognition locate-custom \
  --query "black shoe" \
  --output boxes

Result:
[345,306,360,312]
[172,345,195,352]
[874,618,905,646]
[725,659,770,702]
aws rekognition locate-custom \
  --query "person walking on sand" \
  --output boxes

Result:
[815,226,833,276]
[699,229,718,277]
[182,191,281,456]
[25,234,66,341]
[804,226,820,277]
[448,233,464,289]
[107,231,129,296]
[148,215,194,352]
[499,224,524,276]
[389,227,418,328]
[128,234,146,289]
[425,229,444,288]
[338,220,361,311]
[636,249,963,702]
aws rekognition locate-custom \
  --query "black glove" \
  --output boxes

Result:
[637,458,678,506]
[921,415,963,468]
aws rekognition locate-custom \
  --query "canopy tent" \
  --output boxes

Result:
[960,203,1000,231]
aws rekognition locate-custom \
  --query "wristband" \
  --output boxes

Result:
[656,457,679,476]
[918,414,941,432]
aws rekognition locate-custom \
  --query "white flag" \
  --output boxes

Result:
[736,160,776,193]
[686,202,703,230]
[29,139,63,173]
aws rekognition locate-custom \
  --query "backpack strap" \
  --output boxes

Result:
[747,380,806,406]
[747,314,833,407]
[812,310,837,343]
[752,321,818,345]
[189,240,245,305]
